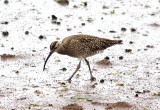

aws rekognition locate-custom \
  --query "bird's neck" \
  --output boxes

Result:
[56,44,66,55]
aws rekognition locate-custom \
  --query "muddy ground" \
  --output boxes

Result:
[0,0,160,110]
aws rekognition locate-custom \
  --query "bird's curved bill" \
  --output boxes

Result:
[43,52,53,71]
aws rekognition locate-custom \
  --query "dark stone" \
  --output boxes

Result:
[135,94,138,97]
[129,41,134,44]
[39,35,44,40]
[119,56,123,60]
[62,67,67,71]
[121,28,126,31]
[25,31,29,35]
[130,28,136,32]
[100,79,104,83]
[81,23,85,26]
[2,31,9,37]
[105,56,110,60]
[109,30,116,33]
[4,0,9,4]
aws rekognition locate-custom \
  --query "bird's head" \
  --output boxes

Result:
[50,41,59,52]
[43,41,59,71]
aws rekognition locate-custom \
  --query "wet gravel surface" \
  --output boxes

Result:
[0,0,160,109]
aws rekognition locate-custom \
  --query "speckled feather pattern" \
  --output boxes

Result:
[56,34,122,58]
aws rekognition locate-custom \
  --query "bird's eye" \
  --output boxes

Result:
[50,44,55,50]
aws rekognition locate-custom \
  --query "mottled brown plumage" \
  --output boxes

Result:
[43,34,122,83]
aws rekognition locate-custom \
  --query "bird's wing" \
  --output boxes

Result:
[61,35,121,53]
[70,35,107,52]
[61,36,73,49]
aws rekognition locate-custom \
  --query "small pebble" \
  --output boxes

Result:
[110,10,115,14]
[81,23,85,26]
[100,79,104,83]
[1,21,8,24]
[144,48,148,51]
[146,45,154,48]
[146,45,151,48]
[129,41,134,44]
[109,30,116,33]
[39,35,44,40]
[1,44,4,47]
[56,22,61,25]
[90,85,96,88]
[56,0,69,6]
[62,67,67,71]
[11,47,14,50]
[67,28,72,31]
[143,90,150,93]
[87,18,93,23]
[61,82,65,85]
[143,34,148,36]
[105,56,110,60]
[2,31,9,37]
[51,15,57,23]
[81,2,87,7]
[117,83,124,86]
[4,0,9,4]
[121,28,126,32]
[15,71,19,74]
[122,12,125,15]
[34,90,41,95]
[25,31,29,35]
[135,94,138,97]
[125,49,132,53]
[102,5,108,9]
[52,15,57,20]
[73,5,78,8]
[130,28,136,32]
[119,56,123,60]
[56,37,60,40]
[48,104,53,107]
[137,49,141,51]
[135,91,142,94]
[84,2,87,6]
[32,50,36,52]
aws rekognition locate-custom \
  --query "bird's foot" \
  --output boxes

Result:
[90,76,96,82]
[67,78,72,83]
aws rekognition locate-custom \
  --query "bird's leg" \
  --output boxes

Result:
[84,58,96,81]
[67,60,81,83]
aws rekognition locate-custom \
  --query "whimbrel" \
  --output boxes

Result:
[43,34,122,83]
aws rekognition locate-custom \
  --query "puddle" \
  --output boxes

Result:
[63,104,83,110]
[95,59,112,68]
[0,54,22,61]
[149,23,160,27]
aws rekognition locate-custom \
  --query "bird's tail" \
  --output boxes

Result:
[103,39,123,48]
[107,39,123,45]
[116,40,123,44]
